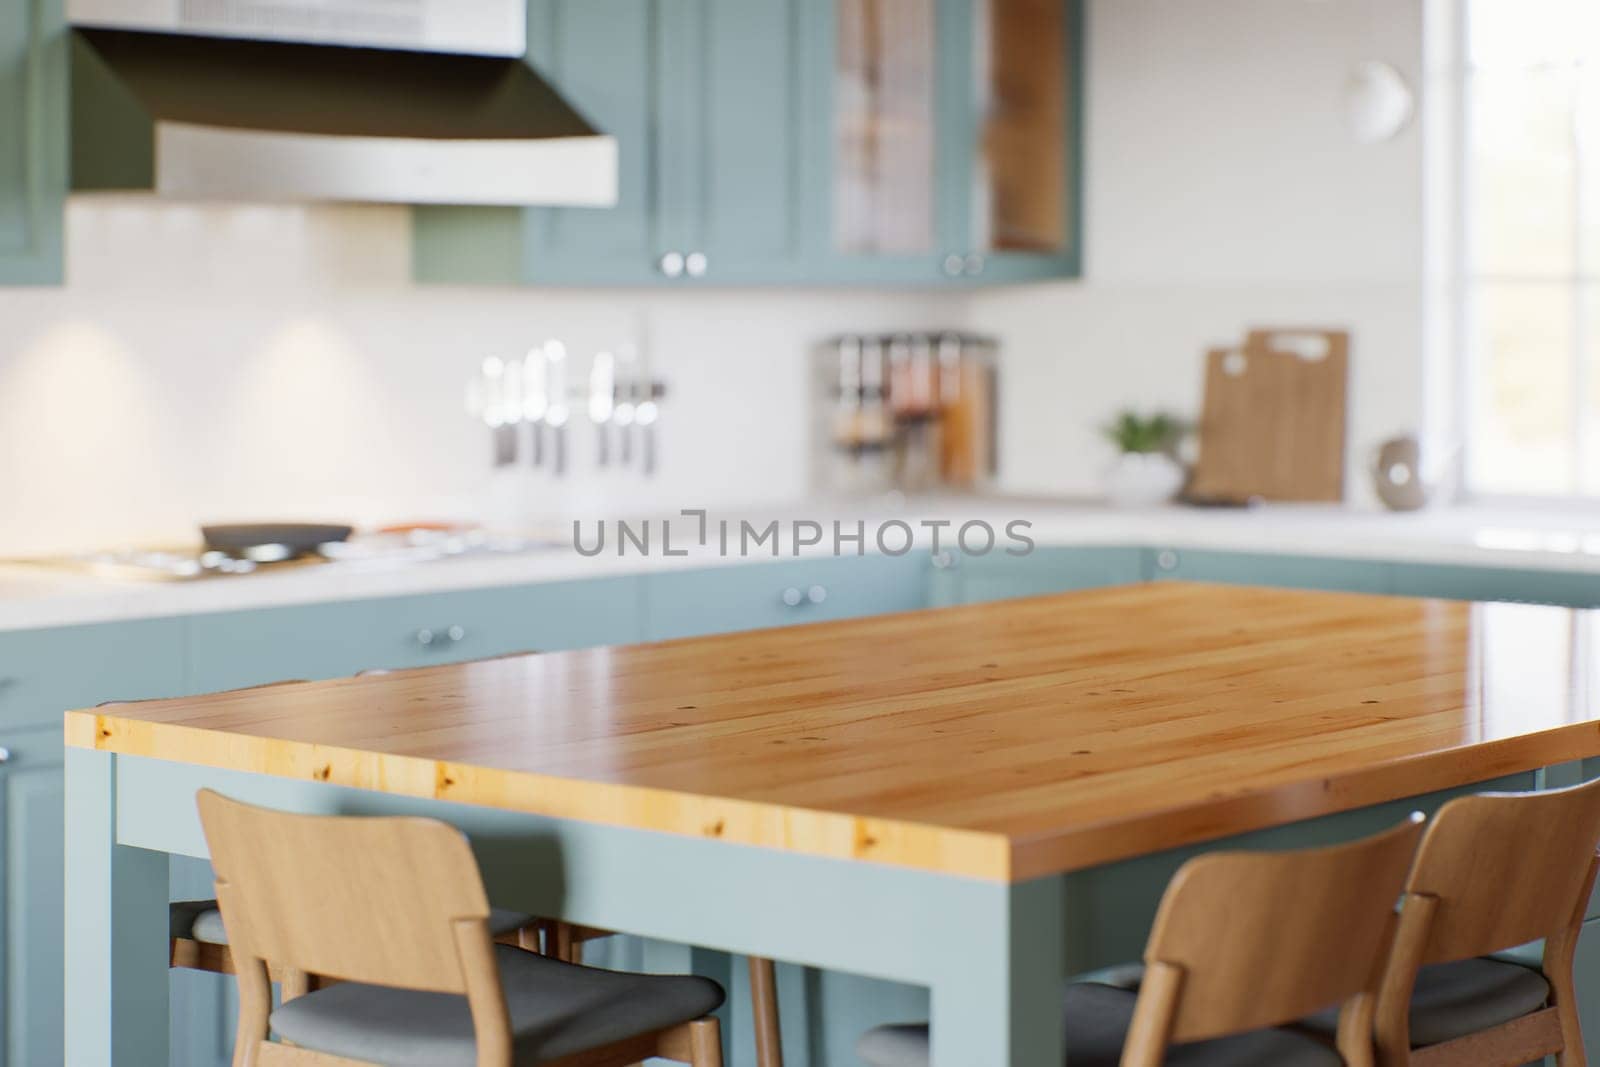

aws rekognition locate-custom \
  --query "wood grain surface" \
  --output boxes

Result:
[66,582,1600,882]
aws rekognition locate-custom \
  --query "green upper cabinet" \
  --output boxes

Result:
[414,0,812,286]
[817,0,1083,285]
[0,0,66,286]
[415,0,1083,287]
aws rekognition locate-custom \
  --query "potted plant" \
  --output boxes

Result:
[1101,411,1188,506]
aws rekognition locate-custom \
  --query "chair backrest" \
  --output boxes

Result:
[1403,778,1600,966]
[195,789,492,993]
[1142,814,1424,1044]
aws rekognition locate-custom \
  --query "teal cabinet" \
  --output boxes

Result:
[0,620,183,1065]
[1,723,64,1066]
[1147,548,1394,595]
[415,0,811,286]
[814,0,1083,285]
[186,577,643,692]
[1390,563,1600,608]
[0,617,187,725]
[0,0,65,285]
[941,545,1144,605]
[416,0,1083,288]
[644,555,928,641]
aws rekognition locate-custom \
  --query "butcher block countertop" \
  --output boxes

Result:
[65,582,1600,882]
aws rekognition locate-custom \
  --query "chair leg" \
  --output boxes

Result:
[748,956,783,1067]
[689,1017,723,1067]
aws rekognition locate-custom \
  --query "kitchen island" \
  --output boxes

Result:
[63,581,1600,1066]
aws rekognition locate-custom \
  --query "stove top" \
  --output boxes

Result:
[21,528,566,582]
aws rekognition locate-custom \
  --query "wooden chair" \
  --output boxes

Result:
[359,660,786,1067]
[195,788,726,1066]
[856,814,1425,1066]
[1358,778,1600,1066]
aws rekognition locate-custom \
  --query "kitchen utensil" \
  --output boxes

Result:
[201,523,353,557]
[1188,328,1349,503]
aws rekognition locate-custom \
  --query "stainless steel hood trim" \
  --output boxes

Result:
[152,122,617,206]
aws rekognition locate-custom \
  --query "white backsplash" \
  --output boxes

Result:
[0,200,961,556]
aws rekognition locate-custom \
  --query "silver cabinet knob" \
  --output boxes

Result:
[807,584,827,605]
[416,628,436,646]
[942,253,965,277]
[1156,549,1180,572]
[446,625,466,643]
[685,251,708,277]
[0,746,10,764]
[964,252,986,275]
[658,251,685,278]
[781,587,803,607]
[930,550,956,570]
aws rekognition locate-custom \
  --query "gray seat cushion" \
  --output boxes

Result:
[170,900,535,946]
[1302,956,1550,1048]
[269,944,723,1066]
[856,981,1341,1067]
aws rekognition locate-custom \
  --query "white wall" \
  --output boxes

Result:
[980,0,1426,504]
[0,0,1428,556]
[0,201,956,556]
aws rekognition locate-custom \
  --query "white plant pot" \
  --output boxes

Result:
[1103,452,1185,507]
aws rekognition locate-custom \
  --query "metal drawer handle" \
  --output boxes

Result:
[659,251,685,278]
[685,251,708,278]
[807,585,827,604]
[446,625,466,643]
[1157,550,1180,572]
[942,253,965,277]
[0,746,11,764]
[781,587,803,607]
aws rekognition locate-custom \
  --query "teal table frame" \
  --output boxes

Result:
[65,750,1069,1066]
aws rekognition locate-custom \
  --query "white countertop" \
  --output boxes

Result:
[4,499,1600,632]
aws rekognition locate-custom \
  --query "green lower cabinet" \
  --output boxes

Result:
[0,0,65,286]
[184,577,644,692]
[1390,563,1600,608]
[1574,917,1600,1060]
[946,545,1145,605]
[2,724,64,1066]
[644,555,929,641]
[1147,548,1394,595]
[0,618,184,1064]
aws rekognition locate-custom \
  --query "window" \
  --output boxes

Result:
[1450,0,1599,496]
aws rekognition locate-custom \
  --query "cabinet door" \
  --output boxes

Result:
[644,556,928,641]
[666,0,811,282]
[0,0,64,285]
[1148,549,1394,595]
[0,618,187,727]
[187,578,644,693]
[0,724,64,1067]
[952,545,1143,604]
[413,0,665,286]
[947,0,1083,284]
[811,0,959,283]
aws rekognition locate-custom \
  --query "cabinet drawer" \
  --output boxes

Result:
[0,618,186,727]
[643,556,928,641]
[953,546,1145,605]
[1149,549,1392,595]
[1390,564,1600,607]
[186,577,644,693]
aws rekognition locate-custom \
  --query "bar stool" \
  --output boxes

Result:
[856,814,1425,1066]
[196,788,727,1066]
[1304,777,1600,1066]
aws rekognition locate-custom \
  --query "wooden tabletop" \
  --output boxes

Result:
[66,582,1600,882]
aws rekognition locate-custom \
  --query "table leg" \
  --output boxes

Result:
[929,876,1065,1067]
[65,749,170,1067]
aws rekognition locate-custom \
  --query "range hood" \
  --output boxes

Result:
[67,2,617,206]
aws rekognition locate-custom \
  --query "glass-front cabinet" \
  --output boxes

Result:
[820,0,1083,284]
[411,0,1082,287]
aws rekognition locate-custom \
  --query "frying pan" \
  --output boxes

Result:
[201,523,354,558]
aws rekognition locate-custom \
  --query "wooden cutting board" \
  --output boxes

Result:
[1188,328,1349,503]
